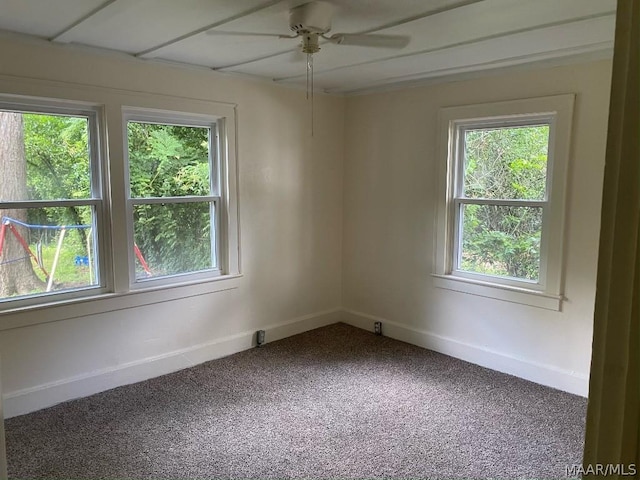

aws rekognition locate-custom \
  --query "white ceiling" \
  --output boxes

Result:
[0,0,616,94]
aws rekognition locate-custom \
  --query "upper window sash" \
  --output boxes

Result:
[121,107,221,193]
[0,102,104,202]
[452,116,554,202]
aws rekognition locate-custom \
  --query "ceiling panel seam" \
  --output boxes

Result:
[49,0,118,42]
[135,0,283,59]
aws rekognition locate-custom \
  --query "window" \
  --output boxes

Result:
[124,109,229,287]
[434,95,574,310]
[456,122,549,284]
[0,100,106,306]
[0,93,239,316]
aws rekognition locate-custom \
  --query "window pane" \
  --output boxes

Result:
[463,125,549,200]
[0,111,91,201]
[133,202,214,280]
[458,204,542,281]
[0,206,99,302]
[127,122,210,198]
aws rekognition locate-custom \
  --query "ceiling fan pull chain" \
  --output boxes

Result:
[306,52,310,100]
[306,52,314,136]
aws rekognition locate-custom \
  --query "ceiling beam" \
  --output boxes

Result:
[50,0,119,43]
[213,0,487,71]
[271,11,616,83]
[135,0,283,59]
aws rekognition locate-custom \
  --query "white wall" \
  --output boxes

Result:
[0,32,612,417]
[0,36,345,417]
[341,60,612,396]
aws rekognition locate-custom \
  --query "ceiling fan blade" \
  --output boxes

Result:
[328,34,410,49]
[206,30,296,39]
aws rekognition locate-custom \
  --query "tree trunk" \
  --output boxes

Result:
[0,112,46,298]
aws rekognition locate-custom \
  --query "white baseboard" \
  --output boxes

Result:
[341,309,589,397]
[3,306,587,418]
[3,308,341,418]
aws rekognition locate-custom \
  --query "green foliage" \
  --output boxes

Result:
[24,113,90,200]
[128,123,210,198]
[460,125,548,281]
[23,113,92,229]
[464,125,548,200]
[461,205,541,281]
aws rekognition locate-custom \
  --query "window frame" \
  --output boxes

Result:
[0,85,240,323]
[122,107,228,289]
[434,95,575,310]
[0,96,110,309]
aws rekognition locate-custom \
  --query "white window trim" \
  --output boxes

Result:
[0,96,111,310]
[433,95,575,311]
[122,106,240,290]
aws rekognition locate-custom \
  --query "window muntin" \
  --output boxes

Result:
[0,106,104,305]
[125,116,221,285]
[452,120,552,286]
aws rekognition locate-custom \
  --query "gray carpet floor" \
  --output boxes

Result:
[5,323,587,479]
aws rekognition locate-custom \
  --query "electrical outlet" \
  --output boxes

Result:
[256,330,266,347]
[374,321,382,336]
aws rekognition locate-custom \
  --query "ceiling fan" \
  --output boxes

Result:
[207,1,411,56]
[281,1,410,54]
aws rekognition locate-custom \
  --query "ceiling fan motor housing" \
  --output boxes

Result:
[289,1,334,34]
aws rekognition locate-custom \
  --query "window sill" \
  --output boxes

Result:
[431,274,563,311]
[0,274,243,331]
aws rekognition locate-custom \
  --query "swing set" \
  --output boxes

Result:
[0,216,152,291]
